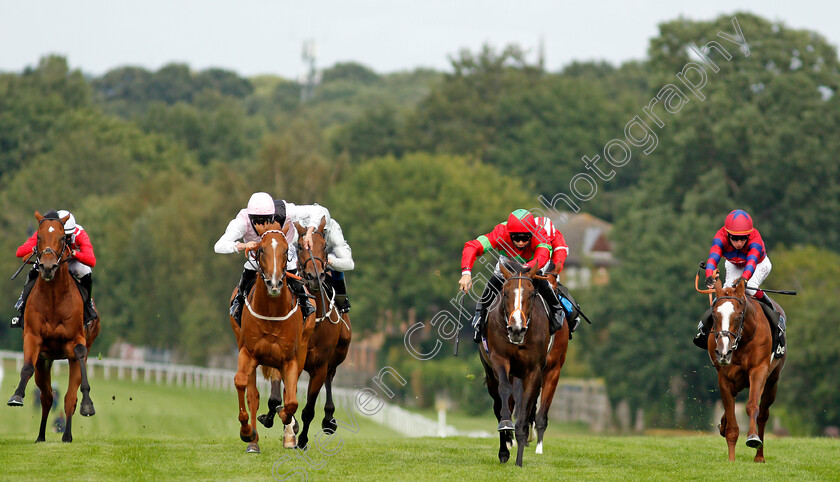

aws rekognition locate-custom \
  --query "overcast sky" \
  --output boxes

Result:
[2,1,838,79]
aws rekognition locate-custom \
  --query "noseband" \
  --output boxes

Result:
[710,294,750,352]
[500,275,538,334]
[35,219,71,267]
[250,230,289,285]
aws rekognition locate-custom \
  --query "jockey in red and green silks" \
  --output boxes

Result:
[458,209,565,343]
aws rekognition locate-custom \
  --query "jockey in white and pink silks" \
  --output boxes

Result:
[214,192,330,325]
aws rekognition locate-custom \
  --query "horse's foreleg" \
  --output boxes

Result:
[754,368,781,463]
[245,368,260,452]
[258,379,283,429]
[73,344,95,417]
[494,362,514,432]
[235,349,258,444]
[299,365,327,449]
[34,358,53,442]
[515,370,542,467]
[63,357,82,443]
[279,359,301,448]
[322,365,339,433]
[536,361,562,455]
[718,374,739,461]
[8,333,40,406]
[745,365,770,451]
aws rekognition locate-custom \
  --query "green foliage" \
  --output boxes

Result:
[770,245,840,433]
[326,153,533,331]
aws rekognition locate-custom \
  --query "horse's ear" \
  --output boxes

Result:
[254,223,267,236]
[294,221,305,235]
[714,278,723,297]
[499,260,513,279]
[318,217,326,232]
[34,211,43,222]
[735,278,746,297]
[60,214,71,225]
[526,263,539,278]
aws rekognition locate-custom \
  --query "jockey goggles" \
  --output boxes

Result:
[729,234,749,242]
[249,214,273,225]
[510,232,532,243]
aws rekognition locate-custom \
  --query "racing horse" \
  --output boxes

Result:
[258,219,352,449]
[7,211,100,442]
[479,259,551,467]
[702,278,786,462]
[230,221,314,453]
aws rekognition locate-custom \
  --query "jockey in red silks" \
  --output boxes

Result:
[458,209,565,343]
[693,209,783,349]
[534,215,582,338]
[11,209,98,328]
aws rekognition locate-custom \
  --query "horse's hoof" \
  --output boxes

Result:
[297,437,308,450]
[322,417,337,433]
[746,435,763,449]
[499,454,509,464]
[257,413,274,428]
[62,434,72,443]
[283,436,297,449]
[245,442,261,454]
[7,395,23,407]
[80,402,95,417]
[498,419,514,432]
[35,437,45,443]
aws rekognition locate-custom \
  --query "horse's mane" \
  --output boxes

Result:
[500,257,529,275]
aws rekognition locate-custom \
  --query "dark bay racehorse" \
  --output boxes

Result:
[532,269,570,454]
[480,260,550,467]
[705,278,786,462]
[7,211,100,443]
[258,219,352,448]
[230,221,315,453]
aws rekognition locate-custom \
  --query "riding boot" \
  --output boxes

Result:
[231,269,257,326]
[473,275,503,343]
[288,277,315,319]
[536,279,564,335]
[693,307,714,349]
[78,274,97,324]
[556,284,581,338]
[11,268,38,329]
[330,271,351,313]
[756,294,784,353]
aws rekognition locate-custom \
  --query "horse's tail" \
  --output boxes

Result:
[261,366,281,381]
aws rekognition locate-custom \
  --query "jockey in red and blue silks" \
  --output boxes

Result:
[458,209,565,343]
[693,209,783,349]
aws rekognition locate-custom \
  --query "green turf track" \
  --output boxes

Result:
[2,360,839,480]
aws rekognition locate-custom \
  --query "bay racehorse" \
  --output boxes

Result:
[258,219,352,448]
[7,211,100,443]
[704,278,786,462]
[532,269,570,454]
[229,221,315,453]
[480,259,550,467]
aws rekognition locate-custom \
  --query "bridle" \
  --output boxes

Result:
[710,294,752,352]
[248,230,289,288]
[35,218,71,267]
[298,230,327,276]
[500,274,538,343]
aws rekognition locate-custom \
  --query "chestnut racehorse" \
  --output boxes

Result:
[230,221,314,453]
[480,260,550,467]
[258,219,352,448]
[7,211,100,443]
[704,278,786,462]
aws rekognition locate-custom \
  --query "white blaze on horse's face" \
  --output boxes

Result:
[507,285,527,344]
[716,301,736,355]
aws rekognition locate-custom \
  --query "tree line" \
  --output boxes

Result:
[0,12,837,434]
